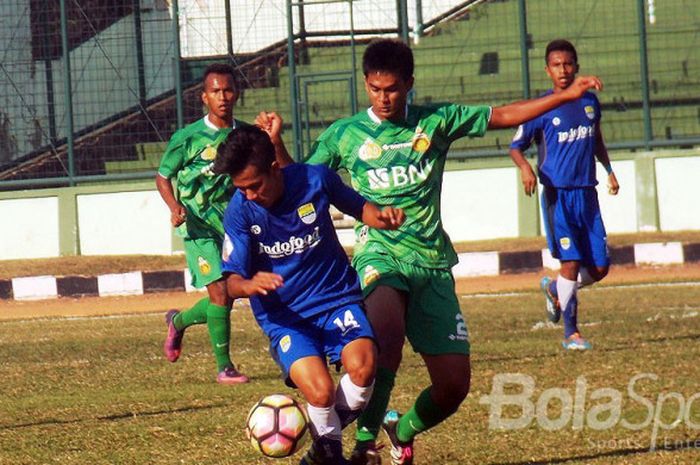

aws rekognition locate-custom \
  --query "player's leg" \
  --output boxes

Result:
[578,188,611,287]
[205,278,248,384]
[540,187,565,322]
[352,288,407,464]
[351,255,409,464]
[330,304,377,428]
[561,189,610,350]
[164,238,211,362]
[382,267,470,465]
[558,259,582,340]
[272,318,348,465]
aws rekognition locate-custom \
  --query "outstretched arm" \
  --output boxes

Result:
[509,148,538,196]
[226,272,284,299]
[256,111,294,167]
[361,203,405,230]
[489,76,603,129]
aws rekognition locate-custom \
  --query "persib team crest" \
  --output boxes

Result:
[280,335,292,353]
[584,105,596,120]
[559,237,571,250]
[297,202,317,224]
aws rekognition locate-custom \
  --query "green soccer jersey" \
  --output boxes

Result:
[307,103,491,268]
[158,116,247,239]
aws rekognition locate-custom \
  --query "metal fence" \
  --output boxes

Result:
[1,0,698,189]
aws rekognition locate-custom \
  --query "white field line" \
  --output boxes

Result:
[4,282,698,324]
[460,281,700,300]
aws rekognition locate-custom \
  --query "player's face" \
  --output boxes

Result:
[232,162,284,209]
[545,51,579,91]
[364,71,414,122]
[202,73,238,126]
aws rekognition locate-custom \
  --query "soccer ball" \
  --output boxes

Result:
[246,394,309,457]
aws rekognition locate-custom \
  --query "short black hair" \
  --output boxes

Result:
[202,63,237,88]
[545,39,578,64]
[362,39,414,81]
[213,125,275,177]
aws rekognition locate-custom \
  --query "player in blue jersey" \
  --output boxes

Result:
[212,125,404,465]
[510,39,619,350]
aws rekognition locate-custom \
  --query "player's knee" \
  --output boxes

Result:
[434,382,470,414]
[595,266,609,280]
[434,371,471,408]
[345,358,376,387]
[304,382,335,407]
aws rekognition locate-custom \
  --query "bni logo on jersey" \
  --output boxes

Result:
[297,203,317,224]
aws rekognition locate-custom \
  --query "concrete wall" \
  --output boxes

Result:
[0,149,697,261]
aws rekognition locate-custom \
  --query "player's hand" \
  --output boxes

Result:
[245,272,284,296]
[564,76,603,100]
[170,204,186,227]
[607,172,620,195]
[520,165,537,196]
[376,207,405,230]
[255,111,283,142]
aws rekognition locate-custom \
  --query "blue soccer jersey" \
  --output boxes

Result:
[221,163,366,329]
[510,91,601,188]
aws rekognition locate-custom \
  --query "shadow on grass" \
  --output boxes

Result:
[491,437,699,465]
[0,402,229,431]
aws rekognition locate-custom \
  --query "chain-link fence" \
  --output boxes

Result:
[1,0,698,189]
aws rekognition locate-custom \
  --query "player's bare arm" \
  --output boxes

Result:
[255,111,294,167]
[155,175,186,226]
[593,123,619,195]
[489,75,603,129]
[509,148,538,196]
[361,203,405,230]
[226,272,284,298]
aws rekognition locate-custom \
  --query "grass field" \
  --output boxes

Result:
[1,275,698,464]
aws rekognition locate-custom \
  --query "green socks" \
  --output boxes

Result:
[356,367,396,442]
[172,297,209,330]
[206,303,232,372]
[172,298,232,372]
[396,387,451,443]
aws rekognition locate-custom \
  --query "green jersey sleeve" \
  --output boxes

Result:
[306,123,343,170]
[441,104,491,143]
[158,131,186,179]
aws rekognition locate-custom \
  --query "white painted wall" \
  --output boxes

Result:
[0,156,697,261]
[655,157,700,231]
[442,167,519,241]
[0,197,60,259]
[76,191,172,255]
[596,160,637,233]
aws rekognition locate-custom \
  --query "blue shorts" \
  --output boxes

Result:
[541,186,610,267]
[266,303,375,386]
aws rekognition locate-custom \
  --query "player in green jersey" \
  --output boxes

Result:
[258,39,603,465]
[157,63,249,385]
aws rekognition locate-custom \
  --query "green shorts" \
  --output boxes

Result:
[184,237,224,289]
[352,252,470,355]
